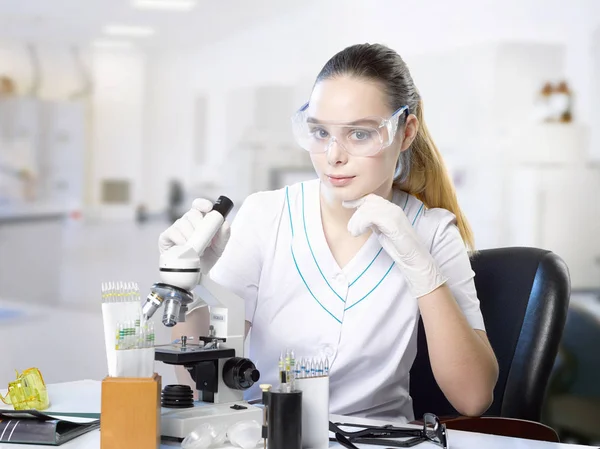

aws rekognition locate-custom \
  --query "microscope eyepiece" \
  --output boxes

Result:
[212,196,234,218]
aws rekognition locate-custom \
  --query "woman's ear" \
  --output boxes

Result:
[400,114,419,151]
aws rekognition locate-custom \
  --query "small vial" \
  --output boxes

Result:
[278,353,285,388]
[298,358,305,379]
[147,321,155,347]
[135,317,141,348]
[128,282,135,302]
[294,356,301,380]
[259,384,272,449]
[115,323,123,350]
[285,349,291,373]
[118,322,126,349]
[290,350,296,390]
[127,320,134,349]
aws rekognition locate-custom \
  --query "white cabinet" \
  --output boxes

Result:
[0,97,41,203]
[0,97,86,206]
[0,96,41,152]
[38,101,86,205]
[540,169,600,290]
[508,123,591,165]
[505,124,600,290]
[506,165,600,290]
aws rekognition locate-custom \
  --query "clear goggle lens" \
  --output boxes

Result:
[291,103,408,156]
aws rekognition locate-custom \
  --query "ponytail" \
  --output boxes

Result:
[395,101,476,251]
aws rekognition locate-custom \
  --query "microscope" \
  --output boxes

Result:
[140,196,262,439]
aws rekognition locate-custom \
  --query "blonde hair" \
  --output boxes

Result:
[317,43,475,251]
[395,101,475,251]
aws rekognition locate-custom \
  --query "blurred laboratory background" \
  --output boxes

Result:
[1,0,599,442]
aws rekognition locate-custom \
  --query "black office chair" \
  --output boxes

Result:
[410,247,571,425]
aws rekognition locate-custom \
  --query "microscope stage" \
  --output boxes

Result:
[154,344,235,365]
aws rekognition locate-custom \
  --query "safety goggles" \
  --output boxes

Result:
[329,413,448,449]
[0,367,49,411]
[291,102,409,157]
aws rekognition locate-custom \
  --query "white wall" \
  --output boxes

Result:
[3,0,599,213]
[141,2,361,211]
[142,0,600,214]
[361,0,598,125]
[142,51,196,212]
[89,49,145,219]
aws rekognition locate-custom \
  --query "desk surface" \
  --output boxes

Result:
[0,381,596,449]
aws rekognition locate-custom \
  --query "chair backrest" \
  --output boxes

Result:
[410,247,571,421]
[552,302,600,397]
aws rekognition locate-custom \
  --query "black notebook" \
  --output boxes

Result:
[0,410,100,445]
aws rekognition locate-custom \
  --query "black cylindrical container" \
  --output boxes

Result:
[266,390,302,449]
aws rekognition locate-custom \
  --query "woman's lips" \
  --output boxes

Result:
[327,175,355,187]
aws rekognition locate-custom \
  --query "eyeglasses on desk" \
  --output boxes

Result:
[329,413,448,449]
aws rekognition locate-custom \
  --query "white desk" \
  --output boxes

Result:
[0,381,596,449]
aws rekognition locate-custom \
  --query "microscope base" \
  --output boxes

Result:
[160,401,262,439]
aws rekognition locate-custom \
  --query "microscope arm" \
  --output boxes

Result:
[194,275,246,358]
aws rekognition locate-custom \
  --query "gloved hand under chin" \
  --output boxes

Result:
[158,198,231,274]
[343,194,447,298]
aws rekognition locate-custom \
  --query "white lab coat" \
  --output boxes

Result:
[209,178,485,422]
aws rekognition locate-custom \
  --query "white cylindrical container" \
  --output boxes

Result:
[295,376,329,449]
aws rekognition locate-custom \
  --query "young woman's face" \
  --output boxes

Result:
[307,76,415,203]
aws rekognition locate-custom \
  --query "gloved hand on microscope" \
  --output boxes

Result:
[142,195,235,328]
[158,198,231,275]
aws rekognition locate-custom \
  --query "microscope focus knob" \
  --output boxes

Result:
[223,357,260,391]
[246,368,260,383]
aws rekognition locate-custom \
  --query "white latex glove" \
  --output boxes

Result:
[343,194,447,298]
[158,198,231,274]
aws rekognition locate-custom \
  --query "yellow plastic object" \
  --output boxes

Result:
[0,368,49,410]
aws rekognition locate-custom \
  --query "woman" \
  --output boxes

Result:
[160,43,499,422]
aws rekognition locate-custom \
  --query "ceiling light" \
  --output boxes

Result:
[92,39,135,50]
[103,25,155,38]
[131,0,197,11]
